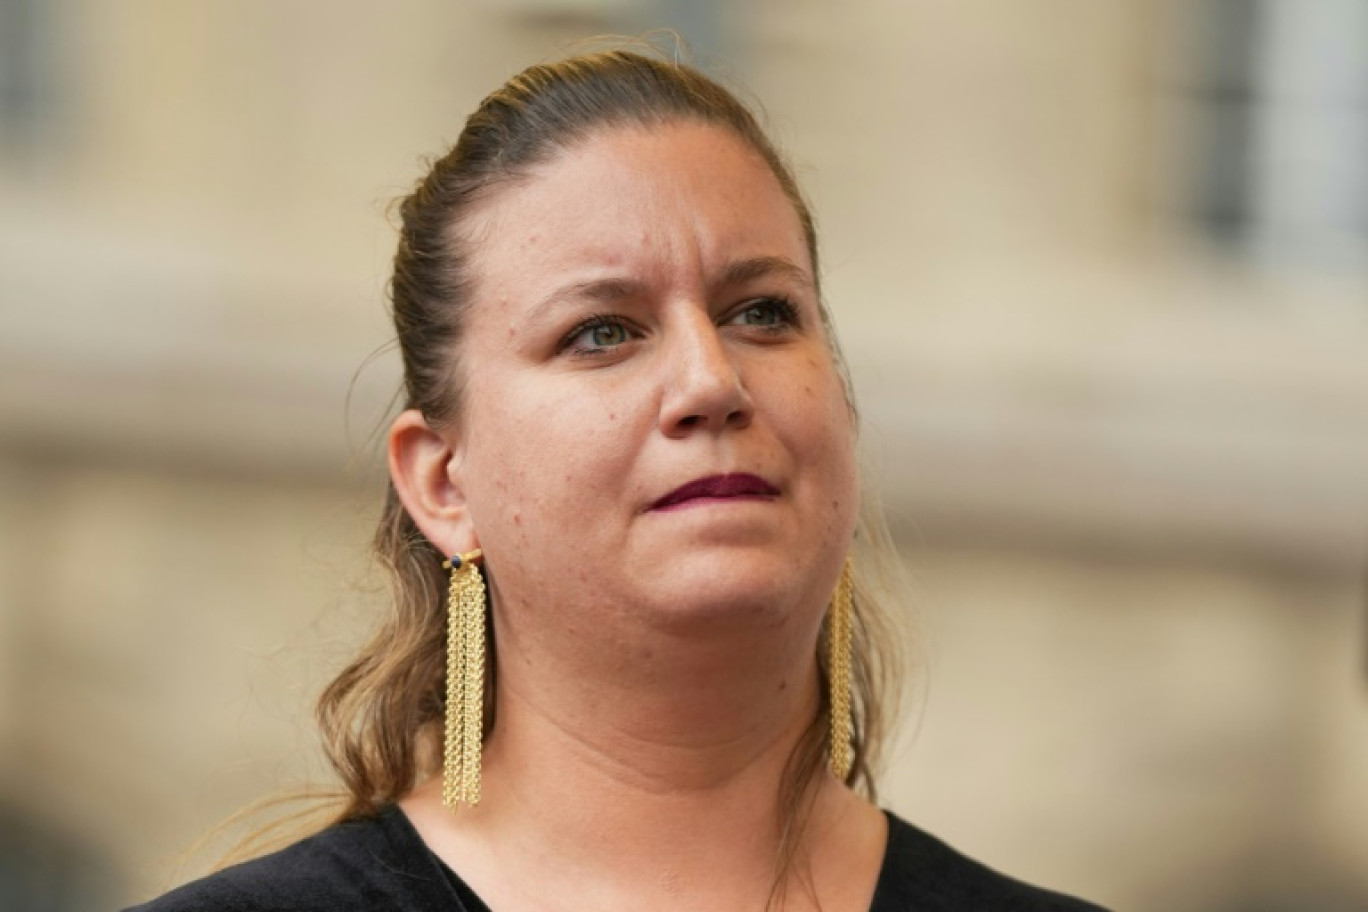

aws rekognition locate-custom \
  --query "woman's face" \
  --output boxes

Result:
[445,121,858,637]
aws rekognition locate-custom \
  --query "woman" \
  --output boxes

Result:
[130,50,1106,911]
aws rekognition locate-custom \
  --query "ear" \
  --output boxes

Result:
[388,409,478,559]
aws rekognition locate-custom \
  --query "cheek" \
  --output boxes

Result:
[460,376,641,552]
[465,407,555,520]
[788,358,859,526]
[789,354,856,453]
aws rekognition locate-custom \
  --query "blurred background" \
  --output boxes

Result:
[1,1,1366,909]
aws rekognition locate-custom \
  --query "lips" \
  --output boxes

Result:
[650,473,780,511]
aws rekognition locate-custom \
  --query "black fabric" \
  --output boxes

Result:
[869,813,1107,911]
[437,859,491,912]
[126,805,1109,911]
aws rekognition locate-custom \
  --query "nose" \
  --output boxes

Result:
[658,313,753,437]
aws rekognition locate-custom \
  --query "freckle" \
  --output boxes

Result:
[778,680,788,691]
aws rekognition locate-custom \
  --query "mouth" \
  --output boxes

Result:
[649,473,781,511]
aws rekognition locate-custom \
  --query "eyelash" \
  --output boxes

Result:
[557,297,801,356]
[732,296,800,331]
[559,313,637,355]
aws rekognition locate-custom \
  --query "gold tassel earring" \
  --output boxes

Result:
[828,558,854,780]
[442,549,485,809]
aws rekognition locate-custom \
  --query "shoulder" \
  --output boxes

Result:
[871,812,1111,912]
[123,806,451,912]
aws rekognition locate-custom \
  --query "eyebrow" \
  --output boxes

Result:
[716,255,815,292]
[538,276,642,310]
[525,255,815,328]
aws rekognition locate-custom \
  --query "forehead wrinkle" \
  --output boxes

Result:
[514,251,814,333]
[459,123,813,348]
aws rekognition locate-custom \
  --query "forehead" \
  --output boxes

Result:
[461,122,812,299]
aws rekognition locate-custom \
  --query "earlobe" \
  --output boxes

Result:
[388,409,477,558]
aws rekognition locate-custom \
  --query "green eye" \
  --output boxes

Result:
[739,304,781,325]
[730,298,798,329]
[589,323,628,346]
[561,316,633,354]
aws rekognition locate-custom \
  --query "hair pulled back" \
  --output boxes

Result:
[317,50,902,834]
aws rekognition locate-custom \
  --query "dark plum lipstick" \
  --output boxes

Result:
[650,473,780,511]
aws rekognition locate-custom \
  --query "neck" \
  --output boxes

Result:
[492,596,824,793]
[403,593,871,911]
[478,673,820,877]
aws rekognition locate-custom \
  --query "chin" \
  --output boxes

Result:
[632,552,823,633]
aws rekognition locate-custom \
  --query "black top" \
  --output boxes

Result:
[126,804,1108,911]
